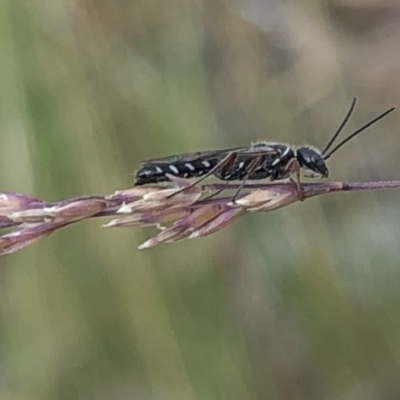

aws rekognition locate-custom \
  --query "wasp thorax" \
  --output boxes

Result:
[296,147,329,178]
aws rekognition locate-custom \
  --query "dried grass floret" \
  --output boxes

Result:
[0,179,399,255]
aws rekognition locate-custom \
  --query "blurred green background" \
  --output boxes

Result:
[1,0,400,399]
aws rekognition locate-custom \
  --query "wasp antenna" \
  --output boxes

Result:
[323,106,395,160]
[321,97,357,155]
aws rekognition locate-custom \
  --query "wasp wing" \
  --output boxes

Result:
[139,147,244,166]
[139,144,279,166]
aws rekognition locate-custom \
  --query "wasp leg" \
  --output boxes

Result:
[166,152,238,199]
[230,155,265,204]
[284,158,305,201]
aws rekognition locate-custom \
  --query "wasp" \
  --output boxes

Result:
[134,99,395,198]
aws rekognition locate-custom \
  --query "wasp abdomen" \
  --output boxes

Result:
[135,158,220,185]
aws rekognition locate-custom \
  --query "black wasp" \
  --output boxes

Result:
[134,99,395,193]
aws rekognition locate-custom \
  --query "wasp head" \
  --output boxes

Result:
[296,147,329,178]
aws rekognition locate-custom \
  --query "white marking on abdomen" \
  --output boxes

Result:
[185,163,195,171]
[155,166,163,174]
[169,165,179,174]
[202,161,211,168]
